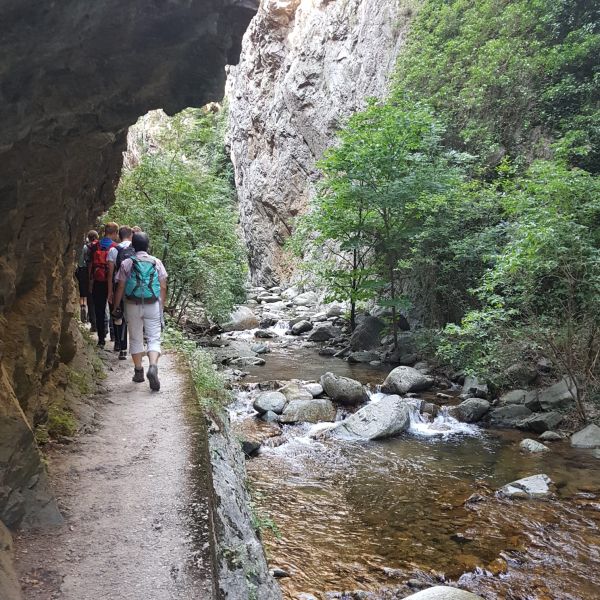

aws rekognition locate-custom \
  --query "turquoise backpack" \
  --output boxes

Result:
[125,258,160,302]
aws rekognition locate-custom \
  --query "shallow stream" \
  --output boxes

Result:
[227,326,600,599]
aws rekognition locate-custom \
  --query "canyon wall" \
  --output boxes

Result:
[227,0,415,284]
[0,0,256,529]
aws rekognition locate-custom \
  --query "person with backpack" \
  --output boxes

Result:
[112,232,168,391]
[75,230,98,324]
[107,225,135,359]
[88,222,119,347]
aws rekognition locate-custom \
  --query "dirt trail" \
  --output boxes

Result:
[15,352,215,600]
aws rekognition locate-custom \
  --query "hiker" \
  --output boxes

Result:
[89,222,119,347]
[75,230,97,323]
[107,225,135,359]
[84,230,99,332]
[113,232,168,391]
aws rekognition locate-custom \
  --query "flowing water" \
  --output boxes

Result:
[226,325,600,599]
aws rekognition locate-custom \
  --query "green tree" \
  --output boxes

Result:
[395,0,600,171]
[293,98,465,345]
[440,161,600,419]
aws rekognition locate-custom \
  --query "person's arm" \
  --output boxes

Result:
[113,279,126,309]
[160,280,167,307]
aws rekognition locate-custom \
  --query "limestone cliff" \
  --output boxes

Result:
[0,0,256,529]
[227,0,415,284]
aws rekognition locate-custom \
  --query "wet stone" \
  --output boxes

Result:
[520,438,550,453]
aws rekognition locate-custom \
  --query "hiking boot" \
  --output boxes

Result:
[97,339,105,348]
[132,367,145,383]
[119,350,127,361]
[114,342,121,352]
[147,365,160,391]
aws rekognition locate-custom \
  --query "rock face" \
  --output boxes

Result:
[381,366,434,395]
[227,0,413,283]
[332,396,410,441]
[0,523,22,600]
[0,1,257,528]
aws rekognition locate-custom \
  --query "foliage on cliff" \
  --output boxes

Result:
[396,0,600,172]
[108,106,246,321]
[293,0,600,406]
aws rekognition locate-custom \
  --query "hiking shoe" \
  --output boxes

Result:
[147,365,160,391]
[132,367,145,383]
[114,342,121,352]
[97,339,105,348]
[119,350,127,361]
[80,306,88,323]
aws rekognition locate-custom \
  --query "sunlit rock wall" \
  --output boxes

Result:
[227,0,415,284]
[0,0,256,529]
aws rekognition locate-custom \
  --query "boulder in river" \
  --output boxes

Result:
[350,315,385,350]
[261,411,280,423]
[326,303,344,318]
[347,351,381,364]
[250,343,270,355]
[303,383,323,398]
[381,366,434,395]
[222,306,259,332]
[279,399,336,424]
[488,404,532,428]
[402,586,484,600]
[539,430,562,442]
[571,423,600,448]
[307,324,340,342]
[293,291,318,306]
[520,438,550,453]
[498,389,527,406]
[229,356,266,367]
[498,474,553,499]
[462,376,488,399]
[259,316,278,328]
[254,329,275,339]
[320,372,368,405]
[331,395,411,441]
[536,377,576,411]
[455,398,490,423]
[291,320,313,335]
[279,382,314,402]
[253,392,287,415]
[516,411,563,433]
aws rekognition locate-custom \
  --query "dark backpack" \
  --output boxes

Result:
[91,241,116,283]
[115,244,136,272]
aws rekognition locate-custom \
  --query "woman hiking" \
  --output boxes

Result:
[112,231,168,391]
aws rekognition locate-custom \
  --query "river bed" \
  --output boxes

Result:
[227,334,600,600]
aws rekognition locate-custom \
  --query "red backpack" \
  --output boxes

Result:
[90,240,116,283]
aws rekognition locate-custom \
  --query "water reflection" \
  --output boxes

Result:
[248,429,600,599]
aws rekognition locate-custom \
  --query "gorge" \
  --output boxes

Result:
[2,1,600,599]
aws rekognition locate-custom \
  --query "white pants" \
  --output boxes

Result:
[124,301,162,355]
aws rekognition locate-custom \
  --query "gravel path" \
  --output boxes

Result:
[15,352,215,600]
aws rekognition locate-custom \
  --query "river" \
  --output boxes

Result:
[221,320,600,599]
